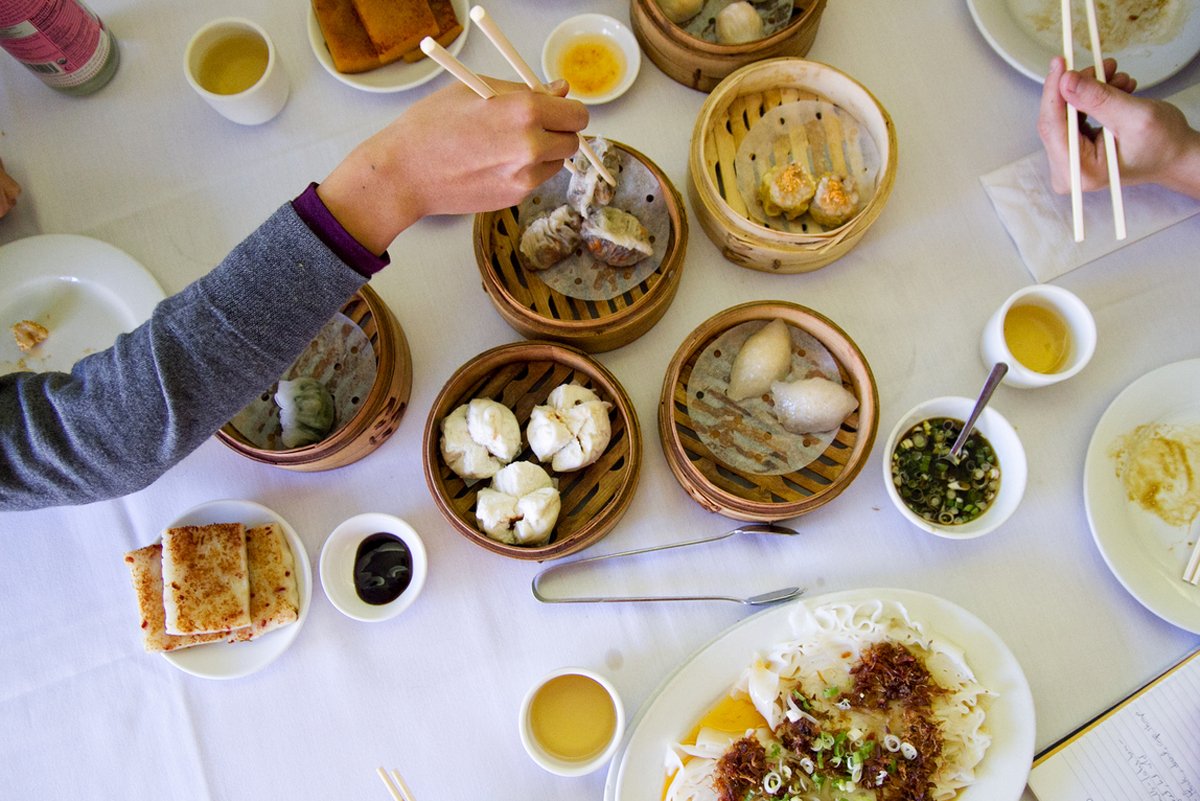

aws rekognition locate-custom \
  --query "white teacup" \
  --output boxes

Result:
[184,18,288,125]
[980,285,1096,388]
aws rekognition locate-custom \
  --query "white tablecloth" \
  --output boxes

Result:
[1,2,1198,800]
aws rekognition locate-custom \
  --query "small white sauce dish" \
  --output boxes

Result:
[319,512,427,622]
[883,396,1027,540]
[519,666,625,777]
[541,13,640,105]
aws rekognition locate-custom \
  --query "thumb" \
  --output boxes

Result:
[1060,70,1131,127]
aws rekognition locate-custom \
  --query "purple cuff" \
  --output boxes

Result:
[291,182,390,277]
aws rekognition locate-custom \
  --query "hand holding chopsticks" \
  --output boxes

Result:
[421,6,615,186]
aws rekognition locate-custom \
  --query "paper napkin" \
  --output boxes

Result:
[981,83,1200,282]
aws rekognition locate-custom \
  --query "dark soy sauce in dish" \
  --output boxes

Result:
[354,532,412,605]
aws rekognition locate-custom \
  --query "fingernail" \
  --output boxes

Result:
[547,78,568,93]
[1062,70,1081,95]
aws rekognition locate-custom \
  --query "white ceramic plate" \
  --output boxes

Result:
[0,234,164,375]
[604,587,1036,801]
[307,0,470,93]
[967,0,1200,89]
[1083,359,1200,633]
[162,500,312,679]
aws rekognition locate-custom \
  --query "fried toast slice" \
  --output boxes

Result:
[228,523,300,643]
[351,0,438,66]
[401,0,462,63]
[124,544,227,653]
[312,0,381,74]
[161,523,251,635]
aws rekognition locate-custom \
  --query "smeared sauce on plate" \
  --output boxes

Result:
[353,532,412,605]
[1111,423,1200,528]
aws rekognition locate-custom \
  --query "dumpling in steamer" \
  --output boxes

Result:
[581,207,654,267]
[809,173,860,228]
[759,162,816,220]
[770,376,858,434]
[275,377,335,448]
[715,1,764,44]
[566,137,620,217]
[727,318,792,402]
[519,204,581,270]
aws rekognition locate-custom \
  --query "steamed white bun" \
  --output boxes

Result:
[466,398,521,462]
[440,405,503,481]
[526,383,613,472]
[474,461,561,546]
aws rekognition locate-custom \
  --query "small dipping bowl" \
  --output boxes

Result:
[542,13,640,104]
[319,513,427,622]
[883,396,1027,539]
[519,667,625,776]
[980,285,1096,389]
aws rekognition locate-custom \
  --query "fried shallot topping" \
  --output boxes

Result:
[777,714,819,754]
[850,641,941,710]
[713,736,768,801]
[862,710,944,801]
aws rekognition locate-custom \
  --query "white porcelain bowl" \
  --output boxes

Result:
[319,513,427,622]
[519,666,625,776]
[883,396,1027,539]
[541,13,640,105]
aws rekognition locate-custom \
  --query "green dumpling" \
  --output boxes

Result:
[274,377,335,448]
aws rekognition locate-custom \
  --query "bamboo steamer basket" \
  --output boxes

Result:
[217,285,412,471]
[689,58,897,273]
[659,301,878,521]
[423,341,642,561]
[473,140,687,353]
[630,0,827,93]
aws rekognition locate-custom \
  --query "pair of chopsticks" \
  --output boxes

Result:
[1184,521,1200,585]
[1061,0,1126,242]
[376,767,416,801]
[421,6,615,186]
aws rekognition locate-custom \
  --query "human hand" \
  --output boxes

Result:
[319,77,588,253]
[0,158,20,219]
[1038,56,1200,199]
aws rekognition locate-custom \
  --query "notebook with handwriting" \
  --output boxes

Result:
[1028,648,1200,800]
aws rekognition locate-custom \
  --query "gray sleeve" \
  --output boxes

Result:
[0,202,368,511]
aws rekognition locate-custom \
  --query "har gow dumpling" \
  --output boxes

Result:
[727,318,792,402]
[657,0,702,24]
[715,1,765,44]
[275,377,335,448]
[581,207,654,268]
[519,204,581,271]
[770,376,858,434]
[567,137,620,218]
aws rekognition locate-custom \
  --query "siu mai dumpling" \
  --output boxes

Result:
[566,137,620,217]
[581,207,653,267]
[759,163,816,220]
[727,318,792,402]
[770,376,858,434]
[519,204,581,270]
[809,173,860,228]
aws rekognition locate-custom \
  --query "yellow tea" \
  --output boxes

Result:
[529,673,616,761]
[197,33,269,95]
[1004,303,1070,374]
[558,34,624,98]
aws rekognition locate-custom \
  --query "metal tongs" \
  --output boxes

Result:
[531,523,805,605]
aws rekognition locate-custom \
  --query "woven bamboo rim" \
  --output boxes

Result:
[217,285,412,472]
[473,140,687,353]
[689,58,898,273]
[658,301,878,521]
[630,0,827,93]
[422,341,642,561]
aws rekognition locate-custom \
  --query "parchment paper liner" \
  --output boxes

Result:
[229,313,377,450]
[686,319,842,475]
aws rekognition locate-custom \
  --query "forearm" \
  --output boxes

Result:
[0,203,366,511]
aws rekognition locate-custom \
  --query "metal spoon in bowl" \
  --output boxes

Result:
[531,523,804,605]
[947,363,1008,462]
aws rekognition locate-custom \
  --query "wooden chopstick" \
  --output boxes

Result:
[1184,522,1200,585]
[419,38,497,98]
[1061,0,1085,242]
[376,767,416,801]
[1081,0,1127,241]
[467,5,616,187]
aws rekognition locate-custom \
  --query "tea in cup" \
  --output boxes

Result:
[184,18,288,125]
[519,667,624,776]
[980,286,1096,388]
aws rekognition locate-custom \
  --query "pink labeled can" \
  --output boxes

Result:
[0,0,119,94]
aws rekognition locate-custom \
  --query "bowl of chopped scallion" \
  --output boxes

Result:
[883,396,1026,539]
